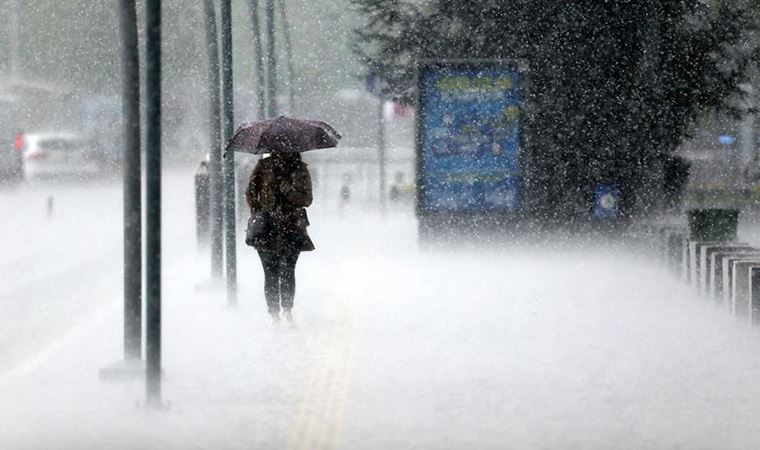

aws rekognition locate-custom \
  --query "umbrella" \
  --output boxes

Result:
[224,116,341,156]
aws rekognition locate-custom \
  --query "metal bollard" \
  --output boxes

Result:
[701,245,751,298]
[195,160,210,247]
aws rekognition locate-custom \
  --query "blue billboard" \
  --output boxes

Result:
[418,62,522,213]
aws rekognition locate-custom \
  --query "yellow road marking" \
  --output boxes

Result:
[287,262,365,450]
[316,303,355,449]
[329,314,357,450]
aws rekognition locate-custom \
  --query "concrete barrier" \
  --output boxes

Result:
[732,260,760,319]
[723,253,760,308]
[750,267,760,326]
[682,237,691,282]
[710,248,757,301]
[634,216,760,328]
[689,241,721,288]
[699,244,750,296]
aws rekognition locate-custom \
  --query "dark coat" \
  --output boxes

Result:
[245,155,315,252]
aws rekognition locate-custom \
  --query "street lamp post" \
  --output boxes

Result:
[277,0,295,113]
[98,0,144,383]
[203,0,224,280]
[265,0,277,118]
[378,95,386,211]
[144,0,163,408]
[119,0,142,362]
[221,0,237,306]
[367,73,387,211]
[248,0,267,120]
[9,0,20,77]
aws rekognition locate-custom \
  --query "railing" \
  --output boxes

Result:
[636,212,760,326]
[303,146,415,211]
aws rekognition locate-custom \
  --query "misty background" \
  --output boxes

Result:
[7,2,760,448]
[0,1,411,164]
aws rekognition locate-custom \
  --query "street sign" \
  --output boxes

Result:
[594,185,620,220]
[365,72,386,97]
[719,135,736,145]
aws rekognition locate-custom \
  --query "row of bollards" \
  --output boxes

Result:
[642,209,760,325]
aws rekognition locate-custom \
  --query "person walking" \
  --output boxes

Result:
[225,116,339,324]
[245,152,314,324]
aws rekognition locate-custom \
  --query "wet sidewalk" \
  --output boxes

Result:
[4,211,760,449]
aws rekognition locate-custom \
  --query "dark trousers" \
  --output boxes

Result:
[257,249,300,313]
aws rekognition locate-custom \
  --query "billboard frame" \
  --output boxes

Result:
[415,59,529,232]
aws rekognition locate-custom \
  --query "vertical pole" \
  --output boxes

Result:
[145,0,162,407]
[741,88,755,170]
[752,94,760,175]
[277,0,295,114]
[221,0,237,306]
[119,0,142,361]
[9,0,20,77]
[203,0,224,279]
[646,0,664,212]
[378,95,386,211]
[265,0,277,118]
[248,0,267,120]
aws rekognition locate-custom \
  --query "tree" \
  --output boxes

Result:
[353,0,758,222]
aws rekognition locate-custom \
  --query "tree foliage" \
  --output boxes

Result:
[353,0,758,220]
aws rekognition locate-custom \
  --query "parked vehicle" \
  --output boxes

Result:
[22,132,101,181]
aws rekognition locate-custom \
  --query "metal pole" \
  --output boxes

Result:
[741,87,755,171]
[9,0,20,77]
[646,0,664,213]
[378,95,386,211]
[145,0,162,407]
[248,0,267,120]
[203,0,224,279]
[265,0,277,118]
[119,0,142,361]
[277,0,295,114]
[221,0,237,306]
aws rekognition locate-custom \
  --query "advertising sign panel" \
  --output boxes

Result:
[417,61,522,214]
[594,185,621,220]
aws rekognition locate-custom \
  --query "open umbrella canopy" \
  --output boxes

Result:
[225,116,341,155]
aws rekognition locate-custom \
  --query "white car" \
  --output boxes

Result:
[22,132,101,181]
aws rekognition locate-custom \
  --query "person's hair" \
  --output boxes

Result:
[272,152,302,172]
